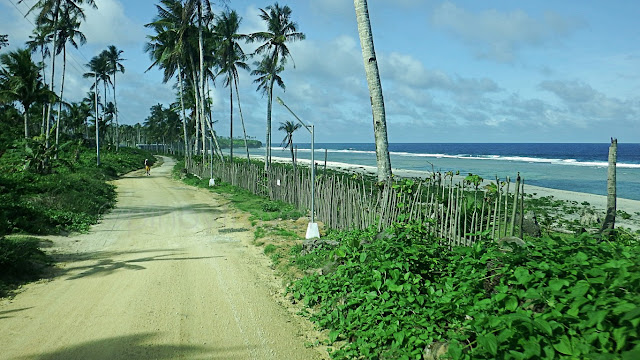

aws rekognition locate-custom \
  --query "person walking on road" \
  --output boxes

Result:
[144,159,151,176]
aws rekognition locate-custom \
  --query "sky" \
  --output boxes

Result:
[1,0,639,143]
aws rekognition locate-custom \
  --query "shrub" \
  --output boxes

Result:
[290,224,640,359]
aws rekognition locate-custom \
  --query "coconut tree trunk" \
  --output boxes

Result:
[206,80,224,162]
[600,138,617,236]
[55,44,67,154]
[354,0,392,183]
[113,69,119,151]
[94,73,100,166]
[178,63,189,167]
[229,73,234,162]
[197,2,207,168]
[265,77,274,171]
[289,137,296,170]
[24,107,30,139]
[46,39,56,149]
[234,76,250,162]
[190,67,200,157]
[40,48,47,137]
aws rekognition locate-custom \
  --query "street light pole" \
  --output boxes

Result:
[276,97,319,238]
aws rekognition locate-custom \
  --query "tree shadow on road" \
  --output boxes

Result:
[0,307,33,320]
[107,203,223,221]
[43,249,223,281]
[13,332,254,360]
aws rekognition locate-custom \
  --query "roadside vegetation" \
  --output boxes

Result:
[0,142,153,297]
[176,156,640,360]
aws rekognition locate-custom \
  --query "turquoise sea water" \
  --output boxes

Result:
[242,143,640,201]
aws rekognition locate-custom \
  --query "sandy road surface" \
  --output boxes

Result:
[0,157,327,360]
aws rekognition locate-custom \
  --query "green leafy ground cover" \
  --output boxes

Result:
[289,224,640,359]
[0,143,154,297]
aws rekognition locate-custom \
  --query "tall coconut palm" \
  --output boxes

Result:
[0,34,8,49]
[83,53,110,165]
[252,55,284,168]
[145,0,197,167]
[21,0,97,148]
[278,120,301,170]
[54,3,86,151]
[0,49,52,139]
[104,45,125,151]
[26,25,52,135]
[214,9,249,162]
[354,0,392,182]
[251,2,305,170]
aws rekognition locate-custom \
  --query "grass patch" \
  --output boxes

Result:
[263,244,277,255]
[0,236,51,297]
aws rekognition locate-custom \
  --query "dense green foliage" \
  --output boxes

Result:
[289,224,640,359]
[0,236,50,297]
[0,142,153,235]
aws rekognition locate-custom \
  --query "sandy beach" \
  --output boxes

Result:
[265,155,640,232]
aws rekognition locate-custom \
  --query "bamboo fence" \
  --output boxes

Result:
[188,161,526,245]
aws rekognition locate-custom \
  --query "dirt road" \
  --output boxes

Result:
[0,157,327,360]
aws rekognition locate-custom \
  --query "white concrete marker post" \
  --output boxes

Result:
[276,97,319,239]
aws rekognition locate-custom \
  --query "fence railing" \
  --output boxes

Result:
[188,161,525,244]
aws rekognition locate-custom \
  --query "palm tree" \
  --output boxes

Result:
[104,45,125,151]
[21,0,97,148]
[278,120,301,170]
[252,55,284,169]
[0,49,52,139]
[54,3,86,151]
[145,0,197,167]
[0,34,8,49]
[83,53,110,165]
[214,10,249,162]
[26,25,51,135]
[251,2,305,170]
[354,0,392,182]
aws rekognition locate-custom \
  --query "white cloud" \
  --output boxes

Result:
[81,0,145,47]
[431,1,580,62]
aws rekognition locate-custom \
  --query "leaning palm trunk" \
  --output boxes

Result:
[206,80,224,162]
[113,69,119,151]
[46,37,57,148]
[40,48,47,136]
[229,74,234,161]
[177,64,190,167]
[600,138,617,236]
[265,77,274,171]
[198,3,207,167]
[289,139,296,170]
[94,73,100,165]
[354,0,392,183]
[206,113,224,162]
[233,76,250,162]
[55,45,67,154]
[190,67,200,157]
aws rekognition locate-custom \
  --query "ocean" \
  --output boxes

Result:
[244,143,640,201]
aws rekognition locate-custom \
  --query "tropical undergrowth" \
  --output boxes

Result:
[0,140,153,297]
[0,236,51,297]
[0,140,153,235]
[289,223,640,359]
